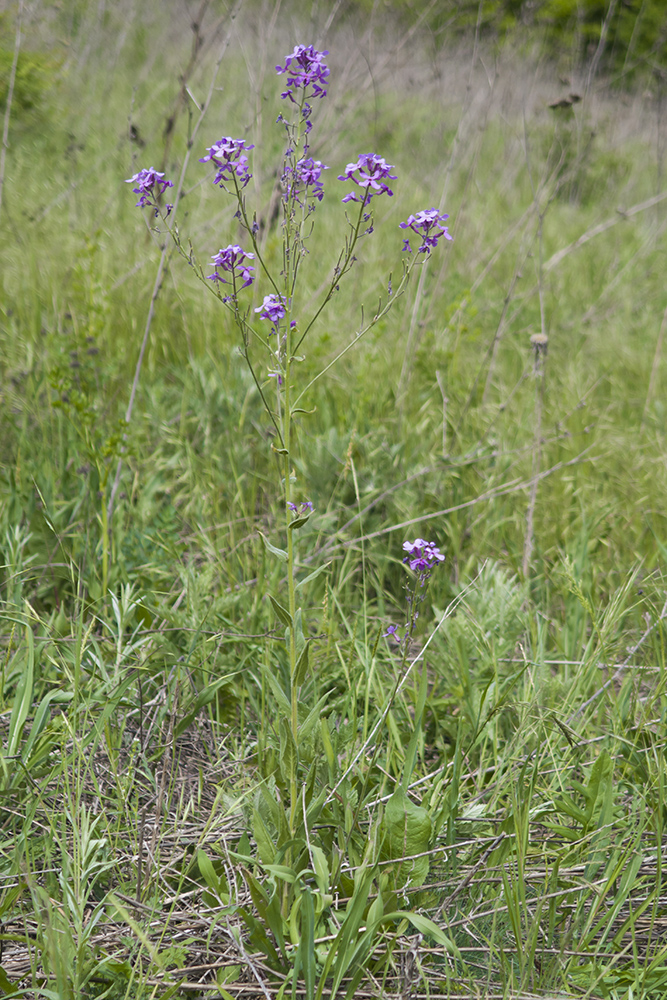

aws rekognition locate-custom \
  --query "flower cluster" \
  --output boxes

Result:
[207,245,255,299]
[338,154,397,204]
[383,539,445,645]
[276,45,329,101]
[403,538,445,574]
[400,209,453,253]
[126,168,173,215]
[255,293,289,327]
[287,500,314,515]
[200,137,254,189]
[283,157,328,204]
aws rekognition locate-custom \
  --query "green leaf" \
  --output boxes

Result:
[263,864,297,883]
[384,910,460,956]
[288,514,311,530]
[310,846,330,896]
[252,808,276,865]
[0,964,16,992]
[381,786,432,888]
[296,561,331,592]
[8,624,35,757]
[317,864,375,1000]
[259,531,288,563]
[279,717,298,784]
[300,886,316,1000]
[293,640,310,686]
[321,717,335,773]
[270,595,293,629]
[262,667,291,715]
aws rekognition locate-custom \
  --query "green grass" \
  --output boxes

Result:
[1,2,667,998]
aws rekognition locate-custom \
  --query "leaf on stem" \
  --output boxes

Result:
[288,514,311,530]
[270,594,293,628]
[260,531,288,563]
[293,641,310,687]
[295,561,330,592]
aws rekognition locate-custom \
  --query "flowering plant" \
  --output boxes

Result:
[126,43,455,994]
[125,167,173,214]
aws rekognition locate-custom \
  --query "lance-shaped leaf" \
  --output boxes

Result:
[259,531,288,563]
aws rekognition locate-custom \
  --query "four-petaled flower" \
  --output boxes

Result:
[208,245,255,294]
[126,167,173,215]
[402,538,445,574]
[287,500,314,514]
[399,209,453,253]
[383,624,402,644]
[338,154,397,204]
[284,157,328,203]
[200,137,254,188]
[255,293,289,327]
[276,45,330,101]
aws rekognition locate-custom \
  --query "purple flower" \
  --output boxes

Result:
[399,209,453,253]
[383,623,402,644]
[208,245,255,293]
[255,293,288,326]
[126,167,173,214]
[402,538,445,575]
[288,500,314,514]
[276,45,329,101]
[338,154,397,204]
[283,157,328,203]
[200,137,254,188]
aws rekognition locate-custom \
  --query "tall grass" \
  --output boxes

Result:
[1,1,666,998]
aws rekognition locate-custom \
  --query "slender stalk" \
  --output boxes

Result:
[522,334,547,579]
[0,0,22,224]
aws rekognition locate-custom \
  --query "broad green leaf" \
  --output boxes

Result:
[382,786,432,888]
[288,514,311,530]
[310,845,330,896]
[270,595,293,628]
[320,717,335,773]
[293,607,306,653]
[279,717,298,784]
[293,640,310,686]
[261,666,291,715]
[252,808,276,865]
[259,531,288,563]
[0,964,15,992]
[263,864,297,883]
[196,849,229,901]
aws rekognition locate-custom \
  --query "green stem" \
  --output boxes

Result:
[292,259,416,408]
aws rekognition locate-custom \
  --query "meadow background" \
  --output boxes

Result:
[1,0,667,997]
